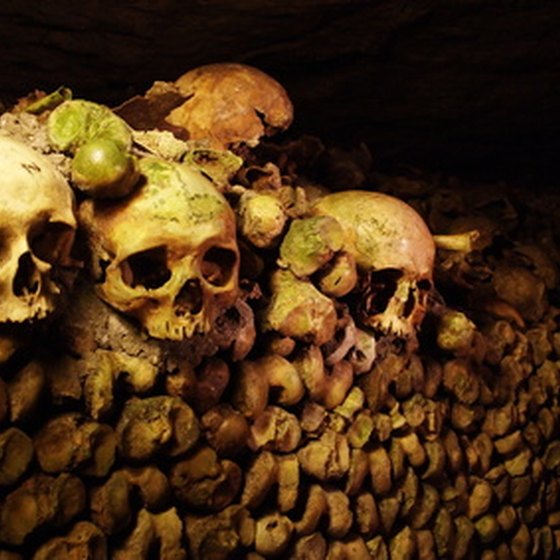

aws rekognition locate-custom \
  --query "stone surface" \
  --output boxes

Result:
[1,0,559,179]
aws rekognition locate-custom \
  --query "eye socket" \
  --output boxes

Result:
[361,268,403,315]
[120,247,171,289]
[200,246,237,287]
[30,221,75,264]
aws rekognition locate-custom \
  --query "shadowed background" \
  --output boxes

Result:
[1,0,559,182]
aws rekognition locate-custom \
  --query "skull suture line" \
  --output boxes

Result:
[0,135,77,323]
[79,157,240,340]
[312,190,435,341]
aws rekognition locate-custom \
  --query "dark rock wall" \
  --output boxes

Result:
[1,1,559,180]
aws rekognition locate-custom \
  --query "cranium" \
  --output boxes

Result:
[0,135,77,323]
[79,157,240,340]
[115,63,294,150]
[168,63,294,149]
[312,190,435,341]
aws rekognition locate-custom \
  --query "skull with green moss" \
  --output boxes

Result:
[79,157,240,340]
[311,190,436,341]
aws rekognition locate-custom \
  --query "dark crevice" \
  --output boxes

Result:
[201,247,237,287]
[13,252,39,296]
[120,247,171,289]
[174,279,203,316]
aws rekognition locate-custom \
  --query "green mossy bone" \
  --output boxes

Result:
[279,215,344,278]
[183,148,243,190]
[24,86,72,115]
[71,138,139,198]
[263,269,337,346]
[48,99,132,152]
[47,100,137,198]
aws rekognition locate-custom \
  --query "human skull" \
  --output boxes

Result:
[312,190,435,340]
[79,157,240,340]
[115,63,294,150]
[168,63,294,149]
[0,135,77,323]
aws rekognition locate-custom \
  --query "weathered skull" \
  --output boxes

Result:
[168,63,294,149]
[115,63,294,150]
[312,190,435,340]
[0,135,77,323]
[79,157,240,340]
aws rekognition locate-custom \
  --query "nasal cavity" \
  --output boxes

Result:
[13,252,40,296]
[174,279,203,317]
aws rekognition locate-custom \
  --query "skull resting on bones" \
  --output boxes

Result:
[312,190,435,340]
[79,157,240,340]
[115,63,294,151]
[0,135,77,323]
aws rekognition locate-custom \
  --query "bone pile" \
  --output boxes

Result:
[0,63,559,559]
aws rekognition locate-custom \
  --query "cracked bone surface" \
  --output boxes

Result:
[2,61,560,560]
